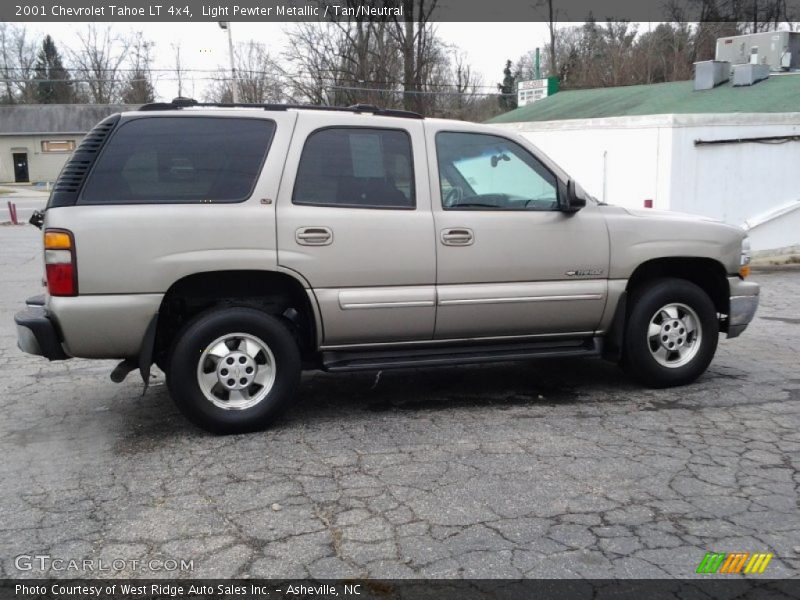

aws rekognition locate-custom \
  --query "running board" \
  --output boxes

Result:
[322,337,601,372]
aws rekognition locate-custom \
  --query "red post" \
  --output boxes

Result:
[11,202,19,225]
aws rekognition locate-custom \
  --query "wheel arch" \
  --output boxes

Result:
[152,269,319,368]
[626,257,729,315]
[603,257,729,362]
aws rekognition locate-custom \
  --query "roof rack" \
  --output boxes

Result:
[138,97,423,119]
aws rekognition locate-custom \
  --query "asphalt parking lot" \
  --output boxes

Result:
[1,224,798,580]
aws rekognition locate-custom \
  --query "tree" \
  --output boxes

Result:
[34,35,73,104]
[206,41,283,103]
[120,32,155,104]
[533,0,559,77]
[172,42,187,99]
[390,0,440,112]
[497,60,517,111]
[281,22,350,105]
[444,50,481,119]
[282,19,405,108]
[285,0,448,114]
[69,24,127,103]
[634,22,694,84]
[283,3,482,118]
[0,23,38,104]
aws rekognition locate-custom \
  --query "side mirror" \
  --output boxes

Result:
[563,179,586,213]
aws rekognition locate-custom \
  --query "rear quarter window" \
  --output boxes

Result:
[79,116,275,204]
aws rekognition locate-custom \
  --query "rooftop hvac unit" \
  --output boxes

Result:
[716,31,800,70]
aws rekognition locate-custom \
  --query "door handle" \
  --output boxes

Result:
[441,228,474,246]
[296,227,333,246]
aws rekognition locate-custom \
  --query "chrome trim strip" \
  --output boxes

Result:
[320,331,595,351]
[340,300,436,310]
[438,294,603,306]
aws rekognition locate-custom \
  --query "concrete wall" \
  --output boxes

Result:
[494,113,800,252]
[0,134,84,183]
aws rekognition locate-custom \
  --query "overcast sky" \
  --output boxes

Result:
[22,22,554,101]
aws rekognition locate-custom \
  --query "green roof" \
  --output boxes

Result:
[489,75,800,123]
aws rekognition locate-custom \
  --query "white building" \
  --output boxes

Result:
[0,104,135,184]
[491,74,800,255]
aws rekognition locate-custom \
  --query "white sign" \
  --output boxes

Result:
[517,79,549,107]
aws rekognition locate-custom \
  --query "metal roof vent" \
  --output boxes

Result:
[732,63,770,86]
[694,60,731,91]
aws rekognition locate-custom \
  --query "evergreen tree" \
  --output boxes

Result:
[497,59,517,111]
[34,35,73,103]
[121,72,155,104]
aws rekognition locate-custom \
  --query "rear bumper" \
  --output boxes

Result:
[14,306,70,360]
[726,277,760,339]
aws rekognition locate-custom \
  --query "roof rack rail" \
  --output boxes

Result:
[138,97,423,119]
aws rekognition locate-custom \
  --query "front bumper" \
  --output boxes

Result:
[15,305,70,360]
[726,277,760,339]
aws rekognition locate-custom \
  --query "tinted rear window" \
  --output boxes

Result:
[79,117,274,204]
[293,128,415,209]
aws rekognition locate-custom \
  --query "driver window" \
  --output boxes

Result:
[435,132,558,211]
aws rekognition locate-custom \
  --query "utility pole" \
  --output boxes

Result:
[218,22,239,103]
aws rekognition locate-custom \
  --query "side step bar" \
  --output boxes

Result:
[322,337,601,372]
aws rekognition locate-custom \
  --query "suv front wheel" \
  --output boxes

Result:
[167,307,301,434]
[623,278,719,388]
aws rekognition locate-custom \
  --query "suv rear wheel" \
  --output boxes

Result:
[167,307,301,434]
[623,278,719,388]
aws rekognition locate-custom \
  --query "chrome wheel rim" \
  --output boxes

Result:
[196,333,276,410]
[647,303,702,369]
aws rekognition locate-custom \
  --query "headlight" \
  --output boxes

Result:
[740,237,751,278]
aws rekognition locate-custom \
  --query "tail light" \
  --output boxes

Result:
[44,229,78,296]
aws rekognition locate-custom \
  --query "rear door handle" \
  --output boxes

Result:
[441,228,474,246]
[296,227,333,246]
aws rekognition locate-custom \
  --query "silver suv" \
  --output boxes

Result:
[15,99,759,433]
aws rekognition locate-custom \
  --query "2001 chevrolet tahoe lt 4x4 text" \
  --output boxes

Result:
[15,99,759,433]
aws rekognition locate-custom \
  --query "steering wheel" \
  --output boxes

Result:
[444,187,463,207]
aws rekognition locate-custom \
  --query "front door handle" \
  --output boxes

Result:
[441,228,474,246]
[296,227,333,246]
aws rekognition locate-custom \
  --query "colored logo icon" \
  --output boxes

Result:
[696,552,773,574]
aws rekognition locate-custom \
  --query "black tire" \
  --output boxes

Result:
[622,278,719,388]
[167,307,301,434]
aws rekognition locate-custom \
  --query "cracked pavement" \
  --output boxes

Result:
[1,225,798,579]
